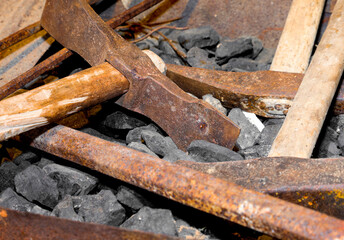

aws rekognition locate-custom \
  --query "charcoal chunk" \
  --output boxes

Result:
[52,195,83,222]
[159,53,185,65]
[256,124,282,146]
[14,165,59,209]
[0,162,18,192]
[187,140,243,162]
[141,130,175,157]
[202,94,227,115]
[178,26,220,50]
[215,37,253,65]
[255,47,275,64]
[101,111,146,130]
[35,158,54,168]
[186,47,220,70]
[13,152,39,165]
[116,185,151,212]
[221,58,260,72]
[337,131,344,149]
[81,127,118,142]
[0,188,35,212]
[126,124,159,144]
[228,108,261,150]
[163,149,195,163]
[127,142,159,157]
[43,164,98,198]
[318,140,341,157]
[77,190,126,226]
[30,205,53,216]
[120,206,177,236]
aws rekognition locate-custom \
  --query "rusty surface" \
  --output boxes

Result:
[0,21,42,51]
[167,64,344,117]
[40,0,240,150]
[0,0,164,101]
[0,207,177,240]
[22,124,344,239]
[176,157,344,219]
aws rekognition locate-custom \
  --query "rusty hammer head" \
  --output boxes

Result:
[40,0,240,150]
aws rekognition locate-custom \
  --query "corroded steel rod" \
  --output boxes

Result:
[0,0,163,101]
[25,124,344,239]
[0,207,177,240]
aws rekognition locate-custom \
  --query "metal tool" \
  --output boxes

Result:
[39,0,239,151]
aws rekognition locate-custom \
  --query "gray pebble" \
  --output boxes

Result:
[101,111,146,130]
[52,195,83,222]
[186,47,221,70]
[126,124,159,144]
[215,37,253,65]
[141,130,174,157]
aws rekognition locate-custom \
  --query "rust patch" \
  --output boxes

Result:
[0,210,7,218]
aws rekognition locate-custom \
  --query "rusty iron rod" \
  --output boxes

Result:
[0,207,178,240]
[24,124,344,239]
[0,0,163,101]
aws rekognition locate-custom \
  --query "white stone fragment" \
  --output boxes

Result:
[242,111,265,132]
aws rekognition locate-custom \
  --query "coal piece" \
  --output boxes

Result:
[13,151,39,165]
[76,190,126,227]
[187,140,243,162]
[43,163,98,198]
[186,47,221,70]
[127,142,159,157]
[52,195,83,222]
[120,206,178,237]
[126,124,159,144]
[141,130,177,157]
[215,37,253,65]
[14,165,59,209]
[178,26,220,50]
[116,185,152,212]
[101,111,146,130]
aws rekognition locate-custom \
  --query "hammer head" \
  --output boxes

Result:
[41,0,240,150]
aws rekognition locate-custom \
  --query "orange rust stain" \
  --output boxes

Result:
[0,210,7,218]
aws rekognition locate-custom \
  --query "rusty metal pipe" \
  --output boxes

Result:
[0,207,178,240]
[24,125,344,239]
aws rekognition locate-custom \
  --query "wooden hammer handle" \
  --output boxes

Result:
[270,0,326,73]
[269,0,344,158]
[0,63,129,141]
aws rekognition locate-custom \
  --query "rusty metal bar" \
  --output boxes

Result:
[0,0,163,101]
[23,124,344,239]
[0,22,42,51]
[166,64,344,117]
[176,157,344,219]
[0,207,178,240]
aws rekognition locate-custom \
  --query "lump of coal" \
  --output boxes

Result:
[256,123,282,146]
[13,151,39,165]
[127,142,159,157]
[81,127,119,143]
[202,94,227,115]
[116,185,151,212]
[228,108,261,150]
[187,140,243,162]
[221,58,261,72]
[163,149,195,163]
[43,164,98,198]
[0,162,18,192]
[178,26,220,50]
[126,124,159,144]
[120,206,177,237]
[14,165,59,209]
[141,130,176,157]
[52,195,83,222]
[101,111,146,130]
[215,37,253,65]
[186,47,220,70]
[77,190,126,226]
[35,157,54,168]
[0,188,35,212]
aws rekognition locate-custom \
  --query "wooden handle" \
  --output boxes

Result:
[269,0,344,158]
[270,0,326,73]
[0,62,129,141]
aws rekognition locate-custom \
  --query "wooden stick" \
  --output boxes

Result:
[270,0,326,73]
[0,62,129,141]
[269,0,344,158]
